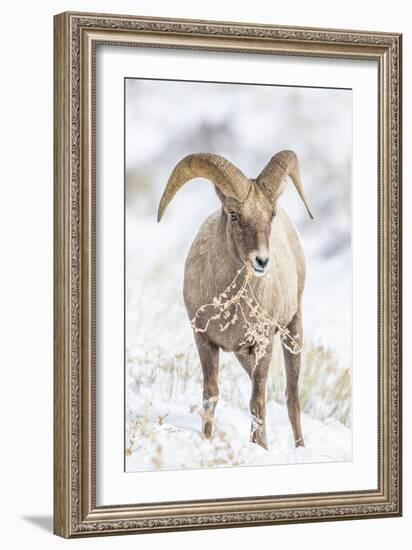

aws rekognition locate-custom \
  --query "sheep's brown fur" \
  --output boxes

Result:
[158,151,312,449]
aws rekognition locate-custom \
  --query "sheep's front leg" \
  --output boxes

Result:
[194,333,220,438]
[236,345,272,450]
[282,309,305,447]
[250,357,271,450]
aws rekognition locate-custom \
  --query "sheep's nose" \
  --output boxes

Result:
[255,255,269,268]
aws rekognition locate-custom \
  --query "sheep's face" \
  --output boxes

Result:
[222,183,276,278]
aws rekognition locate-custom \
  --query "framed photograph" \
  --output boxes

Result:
[53,11,402,538]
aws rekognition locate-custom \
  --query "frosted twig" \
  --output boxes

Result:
[191,264,302,371]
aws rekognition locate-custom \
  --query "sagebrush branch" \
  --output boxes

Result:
[191,264,301,373]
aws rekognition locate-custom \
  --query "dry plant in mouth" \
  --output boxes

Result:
[191,264,302,371]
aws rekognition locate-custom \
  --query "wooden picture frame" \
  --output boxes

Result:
[53,11,402,538]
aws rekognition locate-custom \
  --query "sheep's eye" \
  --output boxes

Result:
[272,208,277,219]
[229,212,239,222]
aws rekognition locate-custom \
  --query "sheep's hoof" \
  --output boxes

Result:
[251,431,268,450]
[251,432,269,451]
[295,436,305,448]
[250,428,268,449]
[203,421,213,438]
[250,415,268,450]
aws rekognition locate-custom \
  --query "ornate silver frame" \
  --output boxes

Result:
[53,11,402,538]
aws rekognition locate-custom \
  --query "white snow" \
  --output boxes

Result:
[126,344,351,472]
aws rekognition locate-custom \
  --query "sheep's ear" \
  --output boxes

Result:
[272,177,288,201]
[214,186,241,216]
[214,185,227,204]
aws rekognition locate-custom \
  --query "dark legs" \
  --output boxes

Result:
[282,309,305,447]
[194,333,220,438]
[194,308,304,449]
[235,346,272,450]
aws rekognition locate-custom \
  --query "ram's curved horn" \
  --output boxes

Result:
[257,150,313,219]
[157,153,250,222]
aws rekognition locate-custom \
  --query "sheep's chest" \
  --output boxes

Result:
[190,279,290,354]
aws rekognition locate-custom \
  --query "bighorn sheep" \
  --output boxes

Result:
[158,150,313,449]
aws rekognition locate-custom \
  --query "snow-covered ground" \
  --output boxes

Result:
[126,388,351,472]
[126,338,351,472]
[125,79,352,472]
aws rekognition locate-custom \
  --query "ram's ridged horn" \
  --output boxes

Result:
[157,153,250,222]
[257,150,314,219]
